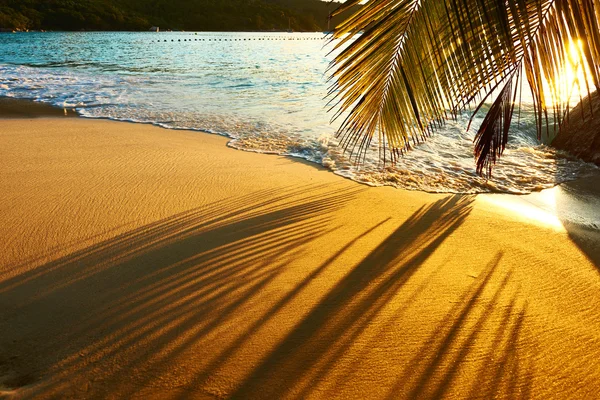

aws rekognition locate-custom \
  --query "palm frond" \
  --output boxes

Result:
[328,0,600,176]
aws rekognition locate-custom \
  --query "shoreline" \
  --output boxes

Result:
[2,96,599,229]
[1,96,596,191]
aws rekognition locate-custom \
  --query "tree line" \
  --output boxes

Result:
[0,0,355,32]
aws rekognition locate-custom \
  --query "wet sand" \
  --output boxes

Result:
[0,112,599,399]
[0,97,77,118]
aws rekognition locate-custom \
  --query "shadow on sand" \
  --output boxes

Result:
[1,187,532,399]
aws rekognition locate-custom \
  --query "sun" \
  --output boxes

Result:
[544,39,593,107]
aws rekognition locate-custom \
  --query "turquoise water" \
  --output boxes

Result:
[0,31,597,193]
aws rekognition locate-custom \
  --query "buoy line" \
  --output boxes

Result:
[152,37,323,43]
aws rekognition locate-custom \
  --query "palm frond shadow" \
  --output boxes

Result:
[1,184,361,398]
[2,188,533,399]
[229,195,474,399]
[385,253,533,399]
[0,183,339,294]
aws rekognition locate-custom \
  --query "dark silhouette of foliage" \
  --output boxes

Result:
[0,0,353,32]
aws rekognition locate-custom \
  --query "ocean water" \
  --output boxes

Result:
[0,31,597,194]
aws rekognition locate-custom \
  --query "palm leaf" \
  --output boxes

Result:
[328,0,600,176]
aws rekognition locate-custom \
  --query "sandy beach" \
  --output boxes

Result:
[1,103,599,399]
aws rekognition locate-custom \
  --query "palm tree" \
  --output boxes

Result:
[327,0,600,176]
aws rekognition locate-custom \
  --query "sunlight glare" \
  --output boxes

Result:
[544,39,593,106]
[481,190,565,230]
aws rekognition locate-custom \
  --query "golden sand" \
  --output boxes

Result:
[0,116,598,399]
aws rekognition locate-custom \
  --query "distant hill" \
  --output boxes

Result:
[0,0,356,32]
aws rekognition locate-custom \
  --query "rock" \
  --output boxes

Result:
[552,90,600,165]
